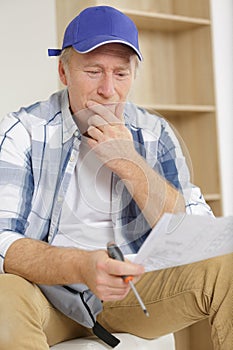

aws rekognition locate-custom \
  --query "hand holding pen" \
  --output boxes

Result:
[107,242,149,317]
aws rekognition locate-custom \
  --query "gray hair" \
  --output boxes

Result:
[59,47,73,68]
[59,46,140,76]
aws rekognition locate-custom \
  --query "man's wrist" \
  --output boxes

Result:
[108,150,144,178]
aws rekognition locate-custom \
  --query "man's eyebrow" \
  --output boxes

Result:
[82,63,102,68]
[82,63,131,70]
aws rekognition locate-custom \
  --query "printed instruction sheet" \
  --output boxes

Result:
[133,213,233,271]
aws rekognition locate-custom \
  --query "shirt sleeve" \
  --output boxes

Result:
[156,118,214,216]
[0,231,25,273]
[0,113,33,273]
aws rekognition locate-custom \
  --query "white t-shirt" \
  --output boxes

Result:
[54,137,114,250]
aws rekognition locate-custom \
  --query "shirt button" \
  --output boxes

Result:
[74,130,79,137]
[57,196,63,203]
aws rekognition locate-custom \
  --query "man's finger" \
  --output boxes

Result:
[88,115,108,128]
[87,101,124,124]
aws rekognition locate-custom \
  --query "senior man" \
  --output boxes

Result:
[0,6,232,350]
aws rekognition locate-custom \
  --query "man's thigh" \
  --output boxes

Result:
[99,254,232,339]
[0,274,91,348]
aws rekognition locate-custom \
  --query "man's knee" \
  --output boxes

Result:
[203,253,232,286]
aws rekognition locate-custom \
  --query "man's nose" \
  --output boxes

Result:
[97,74,115,98]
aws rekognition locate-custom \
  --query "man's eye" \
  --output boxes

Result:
[86,70,101,77]
[116,71,130,79]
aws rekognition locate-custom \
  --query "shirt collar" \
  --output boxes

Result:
[61,89,80,143]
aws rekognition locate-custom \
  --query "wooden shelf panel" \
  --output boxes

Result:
[204,193,221,201]
[139,104,215,117]
[123,9,211,31]
[131,26,215,106]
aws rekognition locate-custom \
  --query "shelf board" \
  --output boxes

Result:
[139,104,215,117]
[204,193,221,201]
[122,9,211,32]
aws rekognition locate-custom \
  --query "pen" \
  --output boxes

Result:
[107,242,149,317]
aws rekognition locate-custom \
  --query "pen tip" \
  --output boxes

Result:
[144,309,150,317]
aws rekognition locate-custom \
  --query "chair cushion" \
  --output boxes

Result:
[50,333,175,349]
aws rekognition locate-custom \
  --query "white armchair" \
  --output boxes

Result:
[51,333,175,349]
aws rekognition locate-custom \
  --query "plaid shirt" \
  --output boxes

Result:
[0,89,213,273]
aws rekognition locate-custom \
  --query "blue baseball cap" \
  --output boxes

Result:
[48,6,142,61]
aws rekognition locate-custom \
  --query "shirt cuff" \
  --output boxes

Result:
[183,186,214,216]
[0,231,25,273]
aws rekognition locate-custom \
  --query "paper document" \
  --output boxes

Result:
[133,213,233,271]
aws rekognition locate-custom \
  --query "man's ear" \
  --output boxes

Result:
[58,60,68,86]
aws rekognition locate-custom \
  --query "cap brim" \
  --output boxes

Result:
[72,36,143,61]
[48,48,62,56]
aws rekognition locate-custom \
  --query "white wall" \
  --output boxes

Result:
[0,0,232,215]
[210,0,233,215]
[0,0,58,117]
